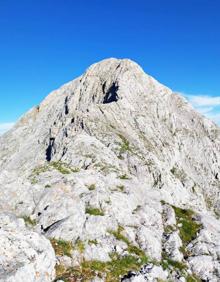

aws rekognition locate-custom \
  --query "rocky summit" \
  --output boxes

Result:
[0,58,220,282]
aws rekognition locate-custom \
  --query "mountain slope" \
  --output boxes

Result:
[0,58,220,282]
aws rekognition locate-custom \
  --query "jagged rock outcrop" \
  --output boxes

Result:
[0,58,219,281]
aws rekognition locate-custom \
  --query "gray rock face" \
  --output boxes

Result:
[0,213,56,282]
[0,58,220,281]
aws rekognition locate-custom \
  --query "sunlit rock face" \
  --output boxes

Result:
[0,58,220,281]
[0,213,56,282]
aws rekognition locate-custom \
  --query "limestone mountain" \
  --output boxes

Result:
[0,58,219,282]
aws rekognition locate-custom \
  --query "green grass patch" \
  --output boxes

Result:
[75,239,85,253]
[161,254,201,282]
[127,245,146,257]
[22,216,37,226]
[164,224,176,234]
[186,275,202,282]
[118,134,132,155]
[30,162,80,183]
[85,207,104,216]
[54,226,149,282]
[88,239,98,245]
[108,226,130,245]
[70,167,80,173]
[32,165,49,176]
[50,238,73,257]
[54,253,148,282]
[109,226,148,262]
[50,162,71,174]
[94,163,118,173]
[118,174,130,180]
[31,177,38,184]
[161,257,186,271]
[173,206,201,249]
[186,274,202,282]
[55,264,67,280]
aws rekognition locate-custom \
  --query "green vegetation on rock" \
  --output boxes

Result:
[22,216,37,226]
[108,226,148,261]
[88,239,98,245]
[54,252,148,282]
[161,253,201,281]
[50,161,71,174]
[108,226,130,245]
[173,206,201,254]
[85,206,104,216]
[50,238,73,257]
[74,239,85,253]
[186,275,202,282]
[161,253,186,271]
[117,185,125,192]
[87,183,96,191]
[118,174,130,180]
[160,204,202,281]
[29,161,80,184]
[51,161,80,174]
[118,134,132,155]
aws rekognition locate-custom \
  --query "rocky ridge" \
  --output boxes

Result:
[0,58,219,281]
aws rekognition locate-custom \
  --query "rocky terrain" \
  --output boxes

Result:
[0,58,219,282]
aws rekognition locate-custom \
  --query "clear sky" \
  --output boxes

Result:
[0,0,220,133]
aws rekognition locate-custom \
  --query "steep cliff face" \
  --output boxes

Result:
[0,58,220,282]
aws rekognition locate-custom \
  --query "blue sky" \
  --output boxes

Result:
[0,0,220,133]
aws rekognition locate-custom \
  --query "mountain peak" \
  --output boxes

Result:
[85,57,144,75]
[0,59,220,282]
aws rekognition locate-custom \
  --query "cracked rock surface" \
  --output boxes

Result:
[0,213,56,282]
[0,58,220,281]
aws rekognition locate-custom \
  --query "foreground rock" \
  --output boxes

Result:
[0,213,56,282]
[0,58,219,281]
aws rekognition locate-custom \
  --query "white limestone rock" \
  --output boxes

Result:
[122,263,168,282]
[0,213,56,282]
[0,58,220,281]
[163,231,183,262]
